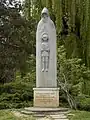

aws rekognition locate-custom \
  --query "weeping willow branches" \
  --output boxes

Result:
[23,0,90,67]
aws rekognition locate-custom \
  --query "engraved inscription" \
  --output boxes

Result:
[35,92,58,106]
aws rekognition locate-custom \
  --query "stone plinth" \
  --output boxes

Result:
[33,88,59,107]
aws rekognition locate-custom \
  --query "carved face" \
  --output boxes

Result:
[41,7,49,22]
[42,13,48,19]
[42,34,48,41]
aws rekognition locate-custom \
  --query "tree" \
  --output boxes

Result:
[23,0,90,68]
[0,0,36,83]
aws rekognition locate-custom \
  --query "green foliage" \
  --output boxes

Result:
[0,0,36,83]
[57,45,90,108]
[0,0,23,83]
[24,0,90,67]
[62,33,80,58]
[0,70,35,109]
[0,0,90,111]
[0,109,35,120]
[68,110,90,120]
[76,95,90,111]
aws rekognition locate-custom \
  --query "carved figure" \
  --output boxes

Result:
[41,33,50,72]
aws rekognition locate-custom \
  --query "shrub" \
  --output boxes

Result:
[0,71,35,109]
[57,45,90,109]
[76,95,90,111]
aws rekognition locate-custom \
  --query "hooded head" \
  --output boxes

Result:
[41,7,49,19]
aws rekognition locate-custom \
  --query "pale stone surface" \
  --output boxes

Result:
[21,110,33,115]
[54,119,69,120]
[34,7,58,108]
[21,107,70,120]
[13,111,27,117]
[24,107,69,112]
[50,114,67,119]
[36,118,51,120]
[33,88,59,107]
[36,7,57,88]
[24,107,70,114]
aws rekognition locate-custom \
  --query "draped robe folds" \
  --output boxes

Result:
[36,15,57,88]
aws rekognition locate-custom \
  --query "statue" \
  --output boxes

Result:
[36,7,57,88]
[33,8,59,108]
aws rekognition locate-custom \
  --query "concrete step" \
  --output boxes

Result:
[50,114,67,119]
[54,119,69,120]
[24,107,69,112]
[20,107,70,120]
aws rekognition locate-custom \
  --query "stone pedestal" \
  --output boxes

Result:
[33,88,59,107]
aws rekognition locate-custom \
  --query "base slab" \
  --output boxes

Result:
[33,88,59,107]
[24,107,69,112]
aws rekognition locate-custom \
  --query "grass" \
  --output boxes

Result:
[68,110,90,120]
[0,109,35,120]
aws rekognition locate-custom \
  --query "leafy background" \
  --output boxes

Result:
[0,0,90,111]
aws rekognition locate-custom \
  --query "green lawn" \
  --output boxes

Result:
[0,109,35,120]
[68,110,90,120]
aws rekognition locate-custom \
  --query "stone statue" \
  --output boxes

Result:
[36,7,57,88]
[33,8,59,108]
